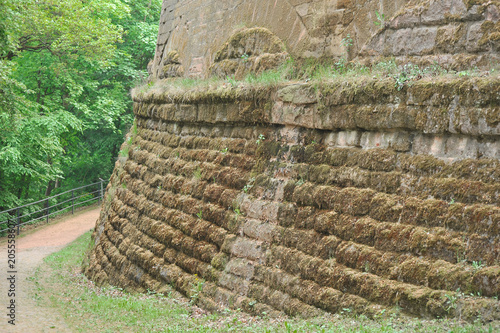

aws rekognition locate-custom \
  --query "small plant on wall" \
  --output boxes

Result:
[374,10,385,27]
[189,275,205,305]
[256,134,265,145]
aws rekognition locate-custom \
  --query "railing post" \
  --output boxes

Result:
[16,208,20,235]
[100,179,104,205]
[72,189,75,214]
[46,198,49,223]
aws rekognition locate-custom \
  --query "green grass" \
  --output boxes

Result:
[193,166,202,180]
[31,231,497,332]
[133,57,498,101]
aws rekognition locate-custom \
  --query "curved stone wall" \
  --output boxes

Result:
[151,0,411,77]
[151,0,499,78]
[359,0,500,69]
[86,76,500,321]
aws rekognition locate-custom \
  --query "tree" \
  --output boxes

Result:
[0,0,161,210]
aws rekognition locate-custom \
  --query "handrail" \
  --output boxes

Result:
[0,181,102,215]
[0,180,106,235]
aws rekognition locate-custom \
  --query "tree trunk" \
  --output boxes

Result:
[45,157,54,197]
[45,180,55,197]
[24,176,31,199]
[17,173,26,199]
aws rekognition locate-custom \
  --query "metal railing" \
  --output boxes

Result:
[0,180,105,235]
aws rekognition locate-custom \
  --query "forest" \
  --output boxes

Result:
[0,0,162,211]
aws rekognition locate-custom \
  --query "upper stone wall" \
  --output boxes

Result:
[151,0,410,78]
[359,0,500,69]
[151,0,499,79]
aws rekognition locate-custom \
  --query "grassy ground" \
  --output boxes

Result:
[31,231,497,332]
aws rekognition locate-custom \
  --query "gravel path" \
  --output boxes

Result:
[0,207,100,333]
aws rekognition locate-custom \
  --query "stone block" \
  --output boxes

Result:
[410,27,438,55]
[277,84,317,104]
[464,5,482,21]
[324,132,337,146]
[239,195,280,222]
[279,104,315,128]
[174,104,198,122]
[466,22,487,52]
[485,4,500,22]
[242,219,277,243]
[335,130,361,147]
[360,131,411,152]
[215,104,228,122]
[478,107,500,135]
[317,105,356,130]
[390,13,420,29]
[295,3,311,17]
[388,28,412,56]
[226,104,241,122]
[421,0,466,25]
[225,258,255,280]
[219,272,250,294]
[198,104,217,123]
[443,136,478,160]
[479,141,500,159]
[229,237,265,262]
[436,24,466,53]
[412,134,445,156]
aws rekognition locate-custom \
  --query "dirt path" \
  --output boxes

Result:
[0,207,100,333]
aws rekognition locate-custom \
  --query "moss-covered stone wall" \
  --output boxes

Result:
[151,0,499,78]
[86,75,500,321]
[360,0,500,69]
[151,0,411,78]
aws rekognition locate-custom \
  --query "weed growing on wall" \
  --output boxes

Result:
[193,167,202,180]
[243,177,255,193]
[189,275,205,305]
[374,11,385,26]
[341,34,353,51]
[256,134,265,145]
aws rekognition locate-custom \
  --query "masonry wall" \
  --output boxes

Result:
[86,76,500,321]
[151,0,410,78]
[151,0,499,78]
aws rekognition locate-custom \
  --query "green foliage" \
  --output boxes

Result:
[296,176,305,187]
[472,261,485,272]
[372,58,398,75]
[444,294,458,313]
[389,62,449,91]
[225,75,238,87]
[374,11,386,26]
[341,34,353,50]
[0,0,161,211]
[189,276,205,305]
[390,63,423,90]
[193,167,202,180]
[243,177,255,193]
